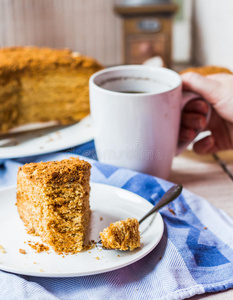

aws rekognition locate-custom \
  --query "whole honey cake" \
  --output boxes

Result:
[180,65,233,76]
[99,218,140,251]
[0,46,103,133]
[17,157,91,254]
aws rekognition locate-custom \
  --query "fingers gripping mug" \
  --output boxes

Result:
[89,66,210,179]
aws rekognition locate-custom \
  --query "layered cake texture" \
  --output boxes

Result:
[99,218,141,251]
[17,157,91,254]
[0,46,103,133]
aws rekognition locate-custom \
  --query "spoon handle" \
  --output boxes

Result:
[138,184,183,225]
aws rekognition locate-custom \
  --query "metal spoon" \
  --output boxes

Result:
[138,184,182,224]
[96,184,183,248]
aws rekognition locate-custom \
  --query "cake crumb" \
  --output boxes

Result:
[48,137,54,142]
[0,245,6,254]
[117,255,120,257]
[28,241,49,253]
[168,208,176,215]
[94,257,100,260]
[203,227,208,230]
[27,228,36,235]
[100,217,103,221]
[19,248,26,254]
[55,131,61,138]
[39,269,44,272]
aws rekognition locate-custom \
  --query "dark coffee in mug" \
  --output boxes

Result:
[97,75,172,94]
[119,91,146,94]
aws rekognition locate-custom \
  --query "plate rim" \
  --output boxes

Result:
[0,115,94,159]
[0,182,164,277]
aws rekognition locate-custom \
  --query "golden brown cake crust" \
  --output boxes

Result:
[18,157,91,185]
[180,65,233,76]
[0,46,103,81]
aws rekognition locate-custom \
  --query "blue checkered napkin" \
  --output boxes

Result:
[1,142,233,300]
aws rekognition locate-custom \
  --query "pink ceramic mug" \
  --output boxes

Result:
[89,65,210,179]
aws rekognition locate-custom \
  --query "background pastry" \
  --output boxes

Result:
[0,46,103,133]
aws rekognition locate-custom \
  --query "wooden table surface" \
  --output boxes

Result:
[169,150,233,299]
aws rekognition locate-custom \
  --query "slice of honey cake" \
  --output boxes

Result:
[99,218,140,251]
[17,157,91,254]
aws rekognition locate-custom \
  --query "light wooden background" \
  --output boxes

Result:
[0,0,122,66]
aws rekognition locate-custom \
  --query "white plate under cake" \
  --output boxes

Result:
[0,183,164,277]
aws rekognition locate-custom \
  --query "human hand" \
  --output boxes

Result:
[180,72,233,154]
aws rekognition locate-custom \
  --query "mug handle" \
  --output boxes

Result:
[176,91,212,155]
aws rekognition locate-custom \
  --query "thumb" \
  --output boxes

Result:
[181,72,220,106]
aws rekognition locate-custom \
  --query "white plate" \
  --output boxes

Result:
[0,116,93,159]
[0,182,164,277]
